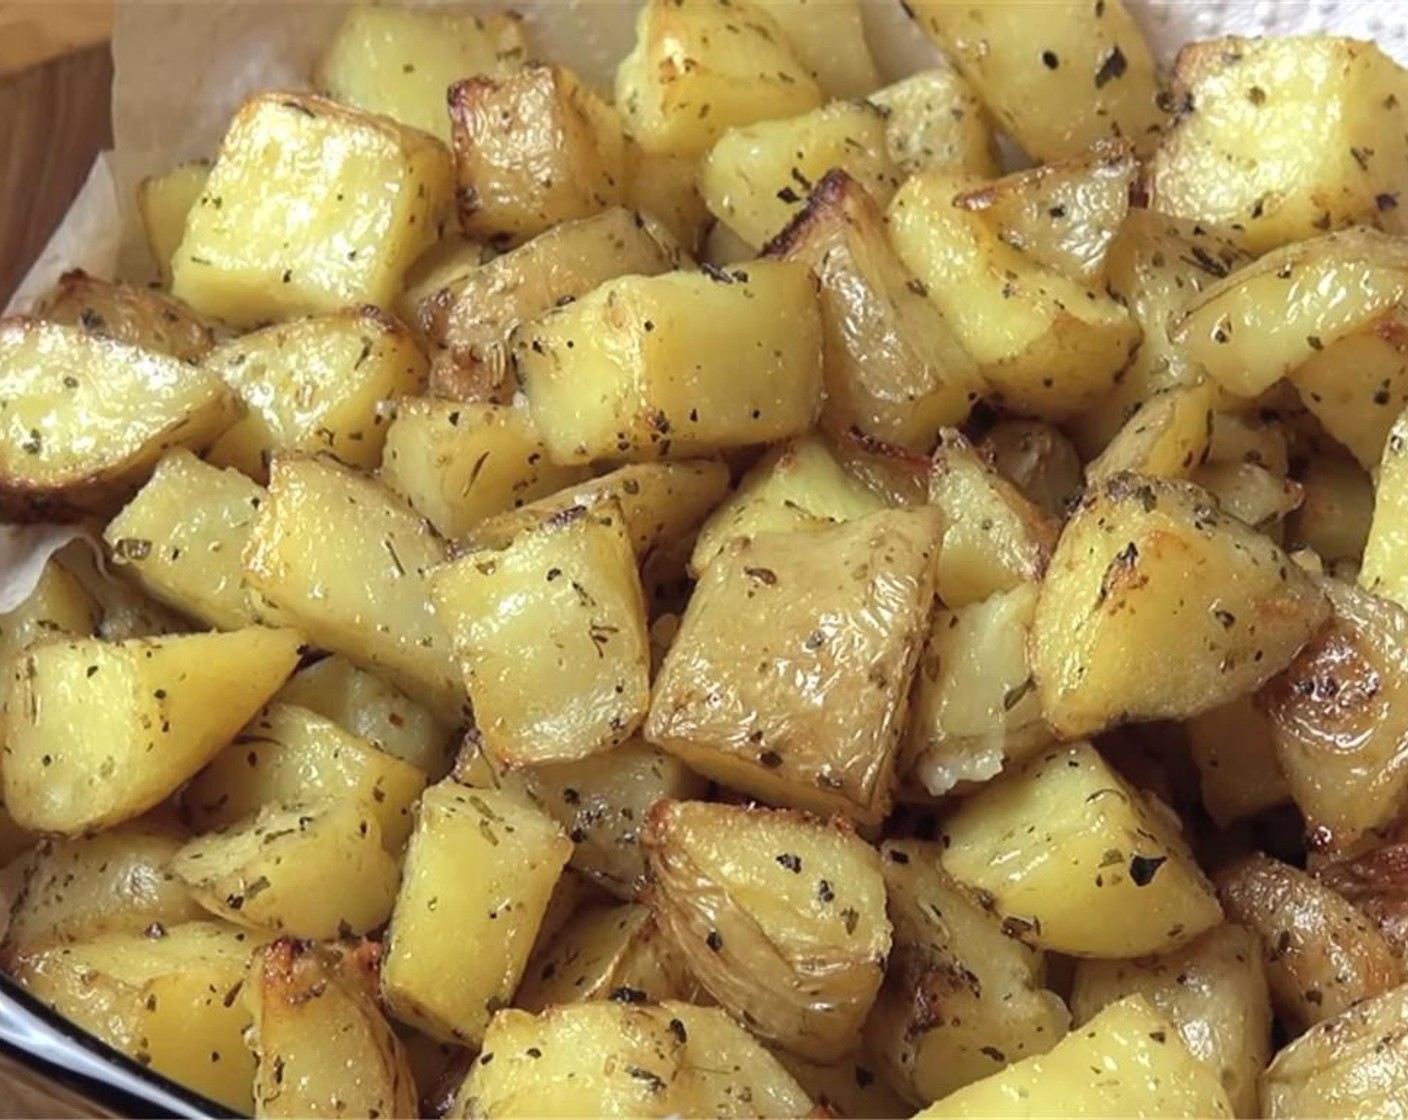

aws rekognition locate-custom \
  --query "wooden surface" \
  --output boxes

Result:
[0,2,113,74]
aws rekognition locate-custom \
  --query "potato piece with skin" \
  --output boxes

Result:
[978,421,1083,518]
[173,93,452,327]
[1086,383,1216,485]
[431,501,649,768]
[450,65,625,247]
[396,234,490,336]
[869,840,1069,1104]
[243,455,464,722]
[4,627,302,835]
[644,800,890,1062]
[761,0,878,100]
[1316,839,1408,968]
[1191,461,1304,535]
[701,102,899,250]
[888,170,1140,420]
[940,742,1223,958]
[867,68,999,178]
[1149,36,1408,255]
[381,401,589,540]
[1070,924,1272,1118]
[615,0,823,158]
[514,260,822,464]
[1187,695,1290,827]
[1260,576,1408,853]
[1031,473,1330,740]
[906,0,1167,162]
[138,160,210,288]
[766,171,984,453]
[916,996,1232,1119]
[382,783,571,1046]
[314,5,527,144]
[421,208,681,405]
[649,509,941,826]
[36,272,213,363]
[104,450,263,631]
[1289,454,1373,566]
[1362,408,1408,607]
[929,430,1058,609]
[0,319,235,521]
[247,938,418,1120]
[1218,854,1403,1032]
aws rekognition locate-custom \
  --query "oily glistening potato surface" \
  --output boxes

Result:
[9,3,1408,1119]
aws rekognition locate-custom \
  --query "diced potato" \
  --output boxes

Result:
[761,0,879,99]
[1187,696,1291,827]
[905,0,1167,161]
[314,4,527,143]
[0,319,235,520]
[0,559,98,666]
[828,429,931,507]
[767,171,984,452]
[450,64,625,246]
[1217,853,1403,1031]
[1086,383,1216,484]
[1149,36,1408,254]
[1288,453,1374,565]
[247,938,418,1119]
[184,702,426,850]
[772,1047,911,1120]
[4,627,302,835]
[173,799,399,938]
[52,542,191,642]
[431,501,649,768]
[867,68,1000,177]
[644,799,890,1061]
[869,840,1068,1104]
[172,93,452,327]
[700,101,899,250]
[381,782,571,1046]
[1207,410,1291,476]
[940,742,1222,958]
[649,509,940,825]
[276,655,453,779]
[916,996,1232,1119]
[243,455,464,721]
[903,582,1052,799]
[1031,473,1330,739]
[396,234,490,333]
[978,421,1083,517]
[1191,461,1303,534]
[381,400,589,540]
[137,160,211,287]
[1263,981,1408,1119]
[420,207,680,404]
[888,169,1140,419]
[1071,924,1272,1118]
[35,272,213,363]
[1313,839,1408,967]
[623,145,710,252]
[1362,408,1408,607]
[1175,227,1408,400]
[615,0,823,158]
[514,260,822,463]
[104,450,263,630]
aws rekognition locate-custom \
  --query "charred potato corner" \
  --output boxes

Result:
[7,1,1408,1117]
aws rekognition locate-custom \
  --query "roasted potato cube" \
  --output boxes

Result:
[701,102,899,250]
[137,160,211,287]
[277,655,454,779]
[649,509,940,825]
[888,169,1139,419]
[1311,838,1408,968]
[644,800,889,1061]
[1086,383,1217,485]
[940,742,1222,958]
[1217,853,1403,1031]
[431,501,649,768]
[1031,473,1330,739]
[35,272,213,363]
[772,1047,911,1120]
[381,782,571,1046]
[917,996,1232,1119]
[396,233,491,332]
[1187,696,1291,827]
[247,938,418,1119]
[903,582,1052,799]
[314,4,527,143]
[514,261,822,464]
[767,171,984,452]
[0,557,97,665]
[761,0,878,99]
[869,840,1069,1104]
[1192,460,1303,535]
[1361,407,1408,607]
[243,455,464,721]
[381,400,589,540]
[623,146,710,253]
[4,627,301,835]
[172,93,452,327]
[1071,924,1272,1118]
[104,450,263,630]
[450,64,625,246]
[1149,36,1408,254]
[0,319,235,520]
[978,421,1083,518]
[867,68,999,178]
[1207,409,1292,476]
[905,0,1166,161]
[615,0,822,157]
[1288,453,1374,566]
[420,207,680,404]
